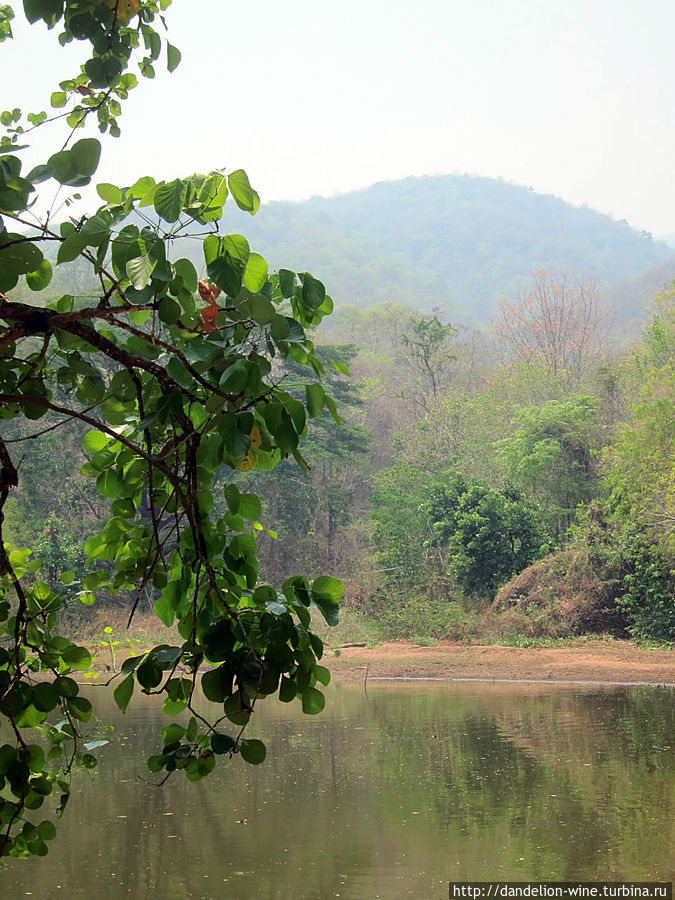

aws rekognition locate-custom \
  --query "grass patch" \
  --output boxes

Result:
[312,606,383,649]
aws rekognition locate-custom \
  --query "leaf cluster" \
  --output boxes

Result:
[0,0,344,863]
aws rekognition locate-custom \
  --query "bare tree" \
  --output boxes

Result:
[493,270,610,384]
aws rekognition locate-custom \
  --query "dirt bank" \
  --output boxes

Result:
[324,640,675,686]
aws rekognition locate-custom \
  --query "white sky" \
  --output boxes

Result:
[3,0,675,235]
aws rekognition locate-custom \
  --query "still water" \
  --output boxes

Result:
[3,681,674,898]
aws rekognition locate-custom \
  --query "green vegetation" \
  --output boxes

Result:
[1,0,674,872]
[0,0,343,862]
[425,476,548,600]
[212,175,673,325]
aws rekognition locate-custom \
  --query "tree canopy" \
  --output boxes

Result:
[0,0,342,861]
[425,475,547,600]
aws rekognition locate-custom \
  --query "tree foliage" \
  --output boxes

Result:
[425,475,547,600]
[496,396,602,539]
[401,312,456,409]
[0,0,343,861]
[214,176,671,326]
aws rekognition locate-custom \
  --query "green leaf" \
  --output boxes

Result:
[239,738,266,765]
[96,469,123,498]
[186,716,198,742]
[228,169,260,214]
[211,733,235,755]
[173,257,198,292]
[28,839,49,857]
[129,175,155,201]
[330,360,350,375]
[154,579,184,627]
[66,696,93,722]
[61,645,92,671]
[301,273,326,310]
[0,234,43,275]
[315,665,331,686]
[278,269,295,298]
[37,820,57,842]
[23,0,63,25]
[25,258,52,291]
[158,297,181,325]
[305,383,325,418]
[248,293,275,325]
[126,253,156,289]
[50,91,67,108]
[120,654,145,676]
[49,138,101,187]
[80,214,110,247]
[312,575,343,601]
[206,250,244,297]
[25,163,54,184]
[270,314,290,341]
[224,483,240,514]
[244,252,268,292]
[97,182,122,203]
[16,704,48,728]
[54,676,79,698]
[154,179,186,222]
[32,682,59,712]
[310,575,342,626]
[219,359,250,394]
[224,692,251,726]
[279,677,297,703]
[71,139,101,177]
[167,42,181,72]
[57,232,85,264]
[137,656,163,690]
[201,666,230,703]
[301,686,325,715]
[238,493,261,521]
[82,430,111,454]
[114,675,134,713]
[162,724,186,746]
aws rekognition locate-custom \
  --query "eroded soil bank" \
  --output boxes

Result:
[324,640,675,685]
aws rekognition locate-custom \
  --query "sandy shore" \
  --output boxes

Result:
[323,640,675,686]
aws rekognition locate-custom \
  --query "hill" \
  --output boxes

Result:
[212,174,673,326]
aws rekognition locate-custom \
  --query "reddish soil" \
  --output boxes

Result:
[324,640,675,685]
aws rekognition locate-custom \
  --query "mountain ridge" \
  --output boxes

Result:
[214,173,673,326]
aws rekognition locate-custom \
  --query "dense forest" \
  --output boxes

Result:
[7,250,675,646]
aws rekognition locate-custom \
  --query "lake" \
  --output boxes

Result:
[2,681,673,898]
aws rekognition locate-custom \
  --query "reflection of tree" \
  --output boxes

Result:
[365,687,674,879]
[7,686,672,893]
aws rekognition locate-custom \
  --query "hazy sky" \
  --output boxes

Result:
[4,0,675,235]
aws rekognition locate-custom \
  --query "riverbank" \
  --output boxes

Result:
[323,640,675,685]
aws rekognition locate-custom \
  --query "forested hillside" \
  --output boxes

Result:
[6,175,675,649]
[9,272,675,646]
[210,175,674,325]
[32,174,675,331]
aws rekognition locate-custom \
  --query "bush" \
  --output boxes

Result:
[359,587,472,641]
[618,532,675,641]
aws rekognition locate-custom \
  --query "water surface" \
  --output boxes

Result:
[3,682,673,898]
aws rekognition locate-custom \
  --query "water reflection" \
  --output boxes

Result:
[3,683,673,898]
